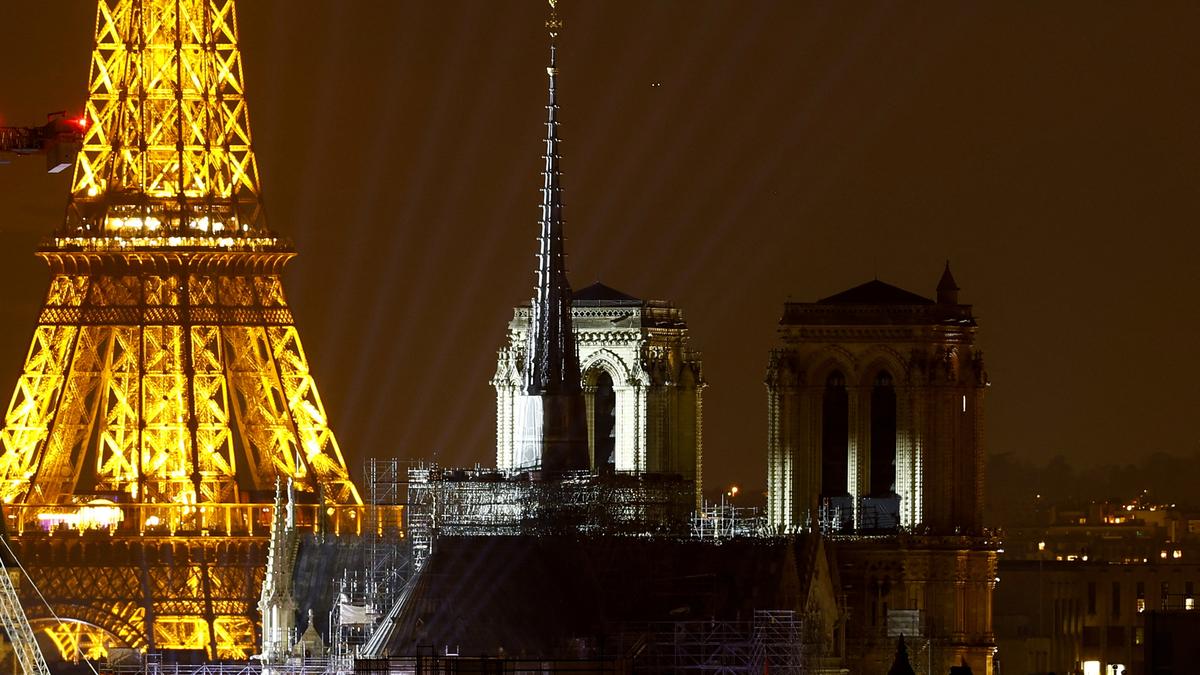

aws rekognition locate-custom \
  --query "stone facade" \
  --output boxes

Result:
[494,283,704,504]
[766,267,995,674]
[836,536,997,675]
[765,272,987,534]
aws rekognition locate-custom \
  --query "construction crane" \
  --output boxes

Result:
[0,111,88,675]
[0,526,50,675]
[0,112,88,173]
[0,556,51,675]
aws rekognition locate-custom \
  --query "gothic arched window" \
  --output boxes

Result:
[870,370,897,496]
[593,370,617,470]
[821,371,849,497]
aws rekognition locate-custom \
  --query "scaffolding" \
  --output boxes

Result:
[690,500,764,539]
[628,610,806,674]
[405,465,695,543]
[363,459,406,609]
[106,661,331,675]
[329,460,407,668]
[404,466,433,573]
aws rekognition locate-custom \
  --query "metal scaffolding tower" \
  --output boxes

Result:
[404,463,694,543]
[631,610,806,674]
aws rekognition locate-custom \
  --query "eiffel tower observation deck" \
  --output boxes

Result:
[0,0,364,661]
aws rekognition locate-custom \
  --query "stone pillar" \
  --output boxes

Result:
[493,375,515,470]
[847,388,865,523]
[582,384,596,470]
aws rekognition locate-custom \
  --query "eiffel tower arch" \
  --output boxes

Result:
[0,0,362,660]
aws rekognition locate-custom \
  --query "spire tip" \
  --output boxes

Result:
[546,0,562,37]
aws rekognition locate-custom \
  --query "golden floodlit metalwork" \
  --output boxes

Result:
[1,0,363,661]
[66,0,262,236]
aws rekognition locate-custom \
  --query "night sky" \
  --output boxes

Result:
[2,2,1198,501]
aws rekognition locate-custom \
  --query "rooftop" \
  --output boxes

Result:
[573,281,643,307]
[817,279,935,306]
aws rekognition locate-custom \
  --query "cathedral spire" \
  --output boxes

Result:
[511,0,589,475]
[525,0,581,397]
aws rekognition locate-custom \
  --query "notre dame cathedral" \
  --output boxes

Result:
[766,264,996,674]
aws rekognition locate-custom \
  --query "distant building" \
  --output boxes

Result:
[1144,608,1200,675]
[994,559,1200,675]
[1001,497,1200,564]
[766,267,996,675]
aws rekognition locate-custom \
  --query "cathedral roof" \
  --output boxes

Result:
[783,276,974,327]
[817,279,935,306]
[382,535,823,657]
[573,281,642,306]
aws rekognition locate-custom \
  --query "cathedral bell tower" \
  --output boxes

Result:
[766,265,986,534]
[765,265,996,674]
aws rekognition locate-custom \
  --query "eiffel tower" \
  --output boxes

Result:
[0,0,361,661]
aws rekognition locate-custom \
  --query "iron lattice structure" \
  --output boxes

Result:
[0,253,359,508]
[0,0,361,660]
[66,0,262,236]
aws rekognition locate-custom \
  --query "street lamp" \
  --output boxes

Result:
[1038,541,1045,637]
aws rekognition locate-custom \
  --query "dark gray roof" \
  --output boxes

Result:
[937,262,960,293]
[817,279,935,306]
[383,535,819,658]
[573,282,642,306]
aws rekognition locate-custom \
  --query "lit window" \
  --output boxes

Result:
[1137,598,1146,613]
[1173,550,1183,559]
[1187,598,1196,611]
[1083,660,1101,675]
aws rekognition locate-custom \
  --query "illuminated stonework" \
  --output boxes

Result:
[835,537,998,675]
[765,267,996,674]
[765,270,986,533]
[494,283,705,503]
[0,0,361,661]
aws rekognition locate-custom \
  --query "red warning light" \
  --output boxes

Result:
[76,115,90,130]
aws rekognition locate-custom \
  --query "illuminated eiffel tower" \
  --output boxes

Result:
[0,0,361,660]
